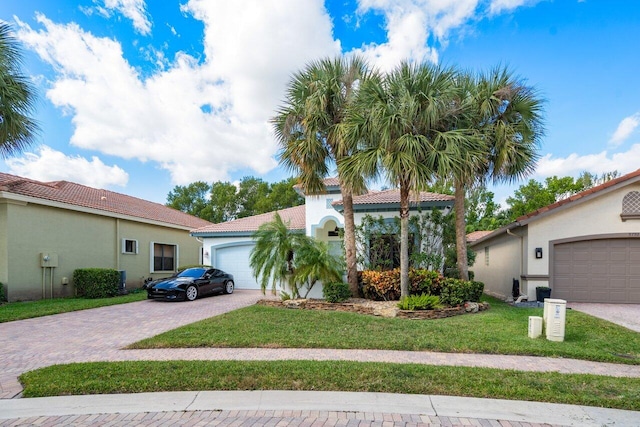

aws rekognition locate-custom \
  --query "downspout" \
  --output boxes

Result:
[506,225,525,300]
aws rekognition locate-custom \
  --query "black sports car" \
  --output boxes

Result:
[145,267,234,301]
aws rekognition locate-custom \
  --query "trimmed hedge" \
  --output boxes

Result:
[0,282,5,302]
[73,268,120,299]
[322,282,351,303]
[360,268,484,306]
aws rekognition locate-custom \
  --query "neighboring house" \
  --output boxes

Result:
[0,173,211,302]
[191,178,454,297]
[469,168,640,304]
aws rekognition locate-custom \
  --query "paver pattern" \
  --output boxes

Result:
[0,409,560,427]
[0,290,637,426]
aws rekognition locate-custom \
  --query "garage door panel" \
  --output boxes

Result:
[214,244,260,290]
[553,238,640,303]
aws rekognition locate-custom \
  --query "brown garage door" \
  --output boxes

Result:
[553,238,640,303]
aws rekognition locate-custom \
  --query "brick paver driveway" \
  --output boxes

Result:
[0,290,266,398]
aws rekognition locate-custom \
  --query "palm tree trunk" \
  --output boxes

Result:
[399,185,410,298]
[341,188,359,297]
[454,179,469,281]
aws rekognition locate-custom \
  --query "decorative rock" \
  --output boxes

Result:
[256,298,490,320]
[283,299,307,309]
[465,302,479,313]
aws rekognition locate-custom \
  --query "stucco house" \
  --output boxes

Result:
[469,168,640,304]
[0,172,211,302]
[191,178,454,297]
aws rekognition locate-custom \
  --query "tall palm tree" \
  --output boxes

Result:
[0,23,39,158]
[272,55,368,296]
[449,67,544,280]
[340,61,480,298]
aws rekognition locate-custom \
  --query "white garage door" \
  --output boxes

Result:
[214,244,260,290]
[553,238,640,303]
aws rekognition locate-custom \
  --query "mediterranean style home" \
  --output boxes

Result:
[470,168,640,304]
[0,172,211,302]
[191,178,455,297]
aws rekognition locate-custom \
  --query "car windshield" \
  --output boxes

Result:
[176,268,206,278]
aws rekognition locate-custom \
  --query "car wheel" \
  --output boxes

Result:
[224,280,234,294]
[185,285,198,301]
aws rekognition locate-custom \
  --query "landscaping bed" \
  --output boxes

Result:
[257,298,489,319]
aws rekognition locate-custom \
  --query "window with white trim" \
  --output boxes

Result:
[621,191,640,221]
[122,239,138,254]
[151,242,177,272]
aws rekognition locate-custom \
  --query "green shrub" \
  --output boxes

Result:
[73,268,120,299]
[323,282,351,303]
[397,294,440,310]
[440,278,485,306]
[0,282,5,302]
[410,269,444,295]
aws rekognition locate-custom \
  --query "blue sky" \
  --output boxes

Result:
[1,0,639,206]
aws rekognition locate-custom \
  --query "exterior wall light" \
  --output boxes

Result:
[535,247,543,259]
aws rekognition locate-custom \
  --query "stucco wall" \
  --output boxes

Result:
[305,193,344,236]
[471,228,524,300]
[3,201,201,301]
[526,183,640,276]
[0,201,9,292]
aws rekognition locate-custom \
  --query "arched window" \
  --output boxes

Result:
[621,191,640,221]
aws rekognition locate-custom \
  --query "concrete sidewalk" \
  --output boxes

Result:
[0,390,638,427]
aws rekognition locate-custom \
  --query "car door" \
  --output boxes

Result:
[209,269,227,292]
[197,269,216,296]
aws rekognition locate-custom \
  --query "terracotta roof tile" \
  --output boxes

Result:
[192,205,305,234]
[336,189,454,206]
[516,168,640,222]
[0,172,211,229]
[466,230,493,243]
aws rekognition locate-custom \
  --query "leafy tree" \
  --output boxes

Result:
[210,181,240,223]
[166,181,213,219]
[341,61,476,298]
[505,171,620,221]
[465,185,509,232]
[237,176,271,218]
[0,23,39,157]
[268,177,304,211]
[273,55,368,297]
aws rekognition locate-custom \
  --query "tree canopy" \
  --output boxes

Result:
[166,176,303,223]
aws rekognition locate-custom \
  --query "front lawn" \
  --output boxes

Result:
[19,360,640,410]
[129,297,640,365]
[0,291,147,323]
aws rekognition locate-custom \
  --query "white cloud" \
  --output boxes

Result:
[489,0,540,15]
[609,113,640,147]
[103,0,152,35]
[353,0,479,69]
[535,144,640,178]
[16,2,338,186]
[6,145,129,188]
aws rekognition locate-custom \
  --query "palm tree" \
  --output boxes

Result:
[340,61,481,298]
[293,240,344,298]
[272,55,368,297]
[249,212,311,295]
[0,23,39,158]
[448,67,544,280]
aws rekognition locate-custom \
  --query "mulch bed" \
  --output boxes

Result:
[256,298,489,320]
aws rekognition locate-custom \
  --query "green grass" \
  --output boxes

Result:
[129,297,640,365]
[19,360,640,411]
[0,291,147,323]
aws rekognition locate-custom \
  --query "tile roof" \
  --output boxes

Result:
[516,168,640,223]
[466,230,493,243]
[337,189,454,206]
[0,172,211,229]
[191,205,306,234]
[293,177,341,195]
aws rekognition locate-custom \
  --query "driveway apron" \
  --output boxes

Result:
[0,290,266,398]
[568,303,640,332]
